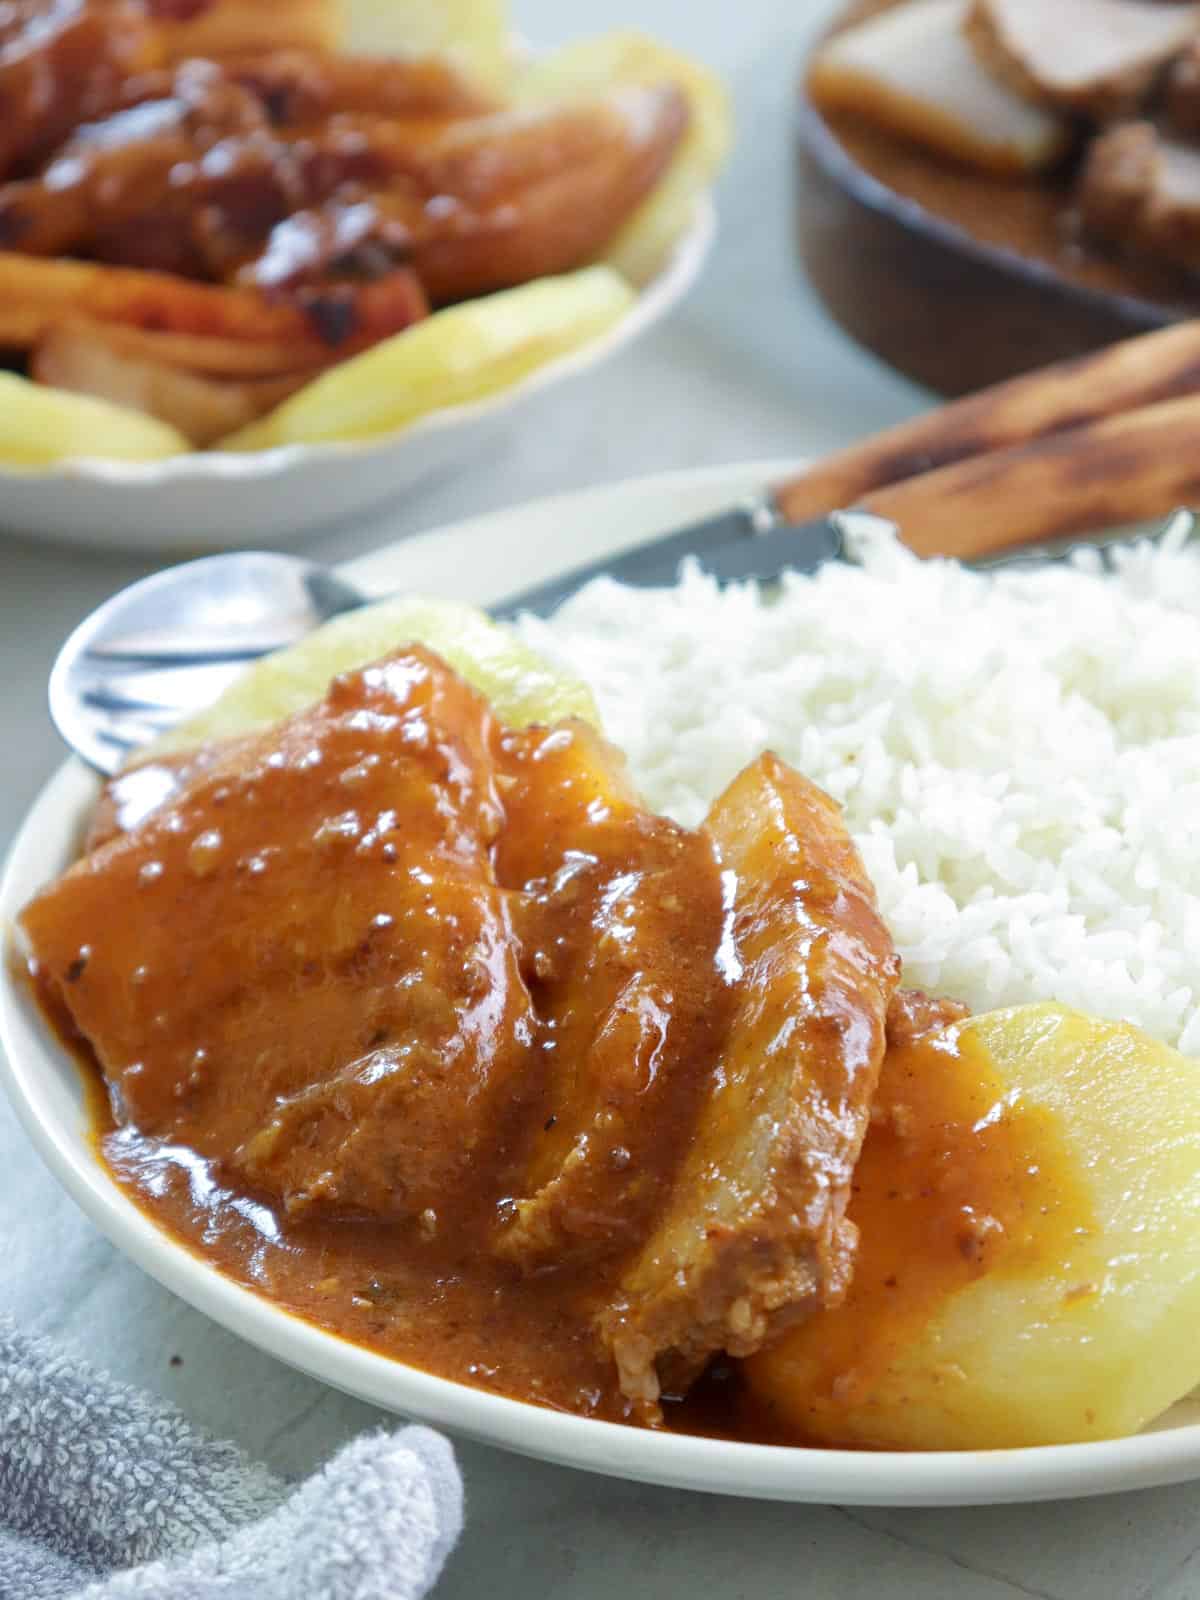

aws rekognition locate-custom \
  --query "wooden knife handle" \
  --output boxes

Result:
[773,318,1200,529]
[854,391,1200,560]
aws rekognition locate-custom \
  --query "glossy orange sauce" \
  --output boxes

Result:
[738,1023,1095,1442]
[77,1052,637,1422]
[21,648,1091,1445]
[31,967,1092,1446]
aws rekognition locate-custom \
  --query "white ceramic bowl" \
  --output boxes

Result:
[4,460,1200,1505]
[0,203,712,555]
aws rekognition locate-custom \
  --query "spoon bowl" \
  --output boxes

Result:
[50,552,368,776]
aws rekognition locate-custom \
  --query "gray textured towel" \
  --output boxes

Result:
[0,1319,462,1600]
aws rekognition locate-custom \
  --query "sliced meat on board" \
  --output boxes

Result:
[809,0,1071,176]
[1079,120,1200,273]
[967,0,1200,121]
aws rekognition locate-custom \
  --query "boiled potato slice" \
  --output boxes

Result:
[143,595,598,763]
[746,1003,1200,1449]
[337,0,511,92]
[221,267,634,452]
[513,31,731,284]
[0,371,187,468]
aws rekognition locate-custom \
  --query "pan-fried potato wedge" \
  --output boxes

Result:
[338,0,511,93]
[221,264,634,451]
[400,86,689,303]
[141,594,598,763]
[32,327,310,447]
[154,0,338,62]
[0,253,327,355]
[746,1003,1200,1449]
[513,31,731,283]
[0,370,187,467]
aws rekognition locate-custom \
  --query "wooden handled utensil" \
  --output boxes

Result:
[856,389,1200,559]
[774,315,1200,538]
[506,317,1200,616]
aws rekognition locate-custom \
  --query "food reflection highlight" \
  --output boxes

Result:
[18,537,1200,1450]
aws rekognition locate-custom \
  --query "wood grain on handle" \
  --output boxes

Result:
[856,391,1200,560]
[772,318,1200,526]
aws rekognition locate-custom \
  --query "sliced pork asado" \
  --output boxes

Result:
[885,985,970,1050]
[966,0,1200,122]
[1078,120,1200,274]
[21,651,901,1411]
[598,754,900,1406]
[21,649,541,1227]
[492,718,733,1272]
[808,0,1071,177]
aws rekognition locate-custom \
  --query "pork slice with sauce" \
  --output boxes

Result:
[1079,120,1200,274]
[24,649,907,1419]
[809,0,1071,178]
[492,717,732,1271]
[886,986,970,1049]
[598,753,900,1408]
[20,647,540,1228]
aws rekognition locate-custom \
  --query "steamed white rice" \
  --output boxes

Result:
[519,518,1200,1056]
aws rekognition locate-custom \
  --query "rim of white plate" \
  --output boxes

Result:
[0,199,714,489]
[4,459,1200,1507]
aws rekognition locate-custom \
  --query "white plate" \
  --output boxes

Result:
[5,460,1200,1506]
[0,203,712,555]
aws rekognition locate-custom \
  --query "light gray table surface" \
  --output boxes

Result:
[4,3,1200,1597]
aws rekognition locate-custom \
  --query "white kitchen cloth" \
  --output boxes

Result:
[0,1317,462,1600]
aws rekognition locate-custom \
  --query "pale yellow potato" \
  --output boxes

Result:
[221,267,634,452]
[514,31,731,284]
[0,371,187,468]
[603,140,714,287]
[337,0,511,92]
[745,1003,1200,1449]
[143,594,598,764]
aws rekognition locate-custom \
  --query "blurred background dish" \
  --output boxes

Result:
[797,0,1200,395]
[0,205,711,552]
[0,0,727,549]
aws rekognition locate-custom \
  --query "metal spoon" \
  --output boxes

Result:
[50,552,371,776]
[48,503,1195,778]
[49,497,848,777]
